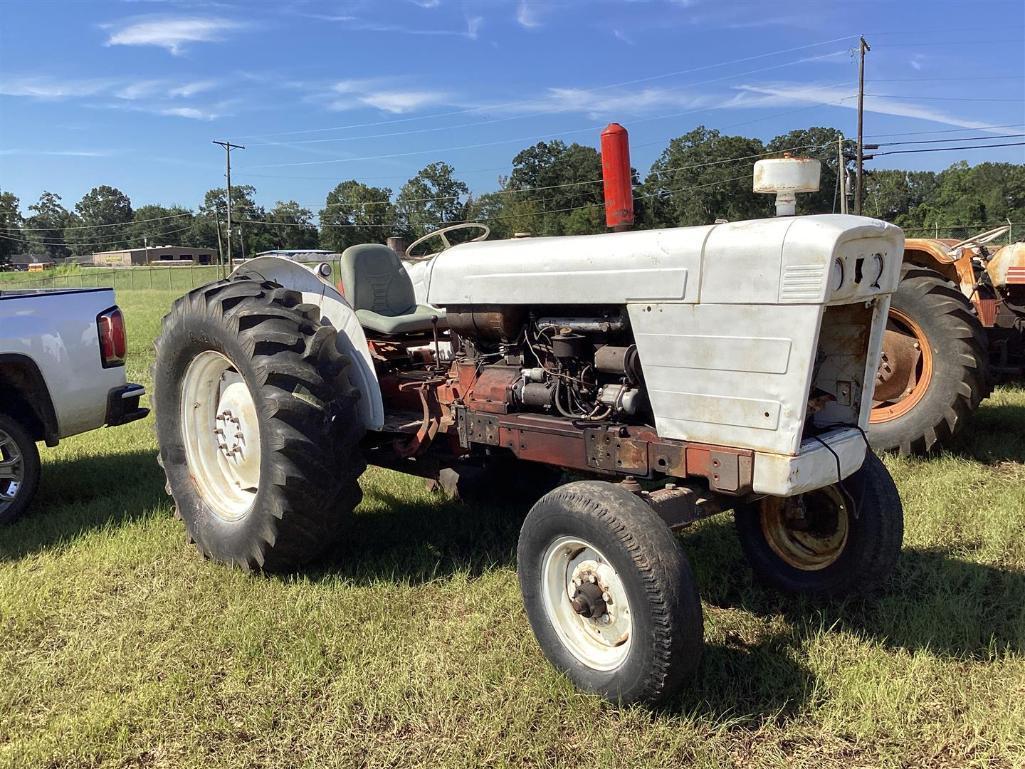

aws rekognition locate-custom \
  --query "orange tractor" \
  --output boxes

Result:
[869,225,1025,454]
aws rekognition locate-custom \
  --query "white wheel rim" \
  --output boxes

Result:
[540,536,633,671]
[180,351,261,522]
[0,428,25,515]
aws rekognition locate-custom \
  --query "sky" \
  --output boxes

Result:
[1,0,1023,215]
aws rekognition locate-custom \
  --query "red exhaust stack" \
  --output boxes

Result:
[600,123,635,231]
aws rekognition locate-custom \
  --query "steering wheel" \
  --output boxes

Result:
[405,223,491,262]
[949,224,1010,253]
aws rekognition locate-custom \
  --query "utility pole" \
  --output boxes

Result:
[838,134,849,215]
[212,140,245,272]
[213,206,225,278]
[855,36,870,215]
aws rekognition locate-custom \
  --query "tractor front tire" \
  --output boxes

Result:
[869,263,989,455]
[154,278,366,572]
[734,452,903,596]
[517,481,704,706]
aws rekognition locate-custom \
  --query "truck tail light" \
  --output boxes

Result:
[97,307,127,368]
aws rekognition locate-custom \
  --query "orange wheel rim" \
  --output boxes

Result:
[871,308,934,424]
[759,487,850,571]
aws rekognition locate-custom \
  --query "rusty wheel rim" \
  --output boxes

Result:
[871,308,934,423]
[759,486,850,571]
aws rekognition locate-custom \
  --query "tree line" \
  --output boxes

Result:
[2,124,1023,267]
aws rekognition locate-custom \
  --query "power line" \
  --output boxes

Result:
[234,35,859,141]
[866,94,1025,103]
[16,211,193,232]
[245,50,851,151]
[0,224,196,248]
[870,141,1025,157]
[875,133,1025,147]
[865,122,1025,138]
[870,76,1025,83]
[231,142,836,216]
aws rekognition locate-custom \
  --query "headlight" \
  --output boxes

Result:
[831,258,845,291]
[871,254,885,288]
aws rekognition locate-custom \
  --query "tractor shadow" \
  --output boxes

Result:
[671,520,1025,722]
[317,482,1025,724]
[0,449,167,562]
[947,395,1025,464]
[314,477,525,585]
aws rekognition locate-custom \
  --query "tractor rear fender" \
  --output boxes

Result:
[231,256,385,431]
[903,238,976,300]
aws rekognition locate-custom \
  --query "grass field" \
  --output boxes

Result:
[1,287,1024,769]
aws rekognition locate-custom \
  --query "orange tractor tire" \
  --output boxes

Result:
[868,263,989,455]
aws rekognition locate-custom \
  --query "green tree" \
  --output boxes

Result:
[0,192,25,266]
[264,200,319,250]
[24,192,71,260]
[130,204,195,250]
[319,180,395,252]
[641,126,769,227]
[67,185,133,255]
[395,162,469,238]
[862,169,938,223]
[193,185,267,260]
[464,190,541,240]
[507,141,605,235]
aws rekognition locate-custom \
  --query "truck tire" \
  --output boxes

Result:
[517,480,703,706]
[734,452,903,596]
[869,263,988,455]
[153,277,365,572]
[0,413,41,526]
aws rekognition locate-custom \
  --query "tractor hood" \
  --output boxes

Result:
[425,214,904,308]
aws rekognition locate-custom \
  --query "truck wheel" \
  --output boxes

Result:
[869,263,988,455]
[734,453,903,596]
[517,480,703,705]
[0,414,41,526]
[153,278,366,571]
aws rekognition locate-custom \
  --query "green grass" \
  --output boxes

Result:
[1,288,1024,768]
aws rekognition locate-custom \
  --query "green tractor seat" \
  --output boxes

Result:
[338,243,446,335]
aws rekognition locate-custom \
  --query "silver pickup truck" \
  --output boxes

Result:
[0,287,148,523]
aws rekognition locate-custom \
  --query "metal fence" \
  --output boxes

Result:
[0,265,224,292]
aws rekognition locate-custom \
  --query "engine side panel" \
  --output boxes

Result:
[629,302,821,455]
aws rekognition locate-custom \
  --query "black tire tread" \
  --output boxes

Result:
[153,277,365,571]
[734,453,903,596]
[869,263,989,455]
[518,481,703,706]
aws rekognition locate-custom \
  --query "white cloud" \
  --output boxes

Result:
[0,76,115,99]
[484,85,710,118]
[516,1,541,28]
[114,79,166,100]
[168,80,218,98]
[909,54,926,71]
[612,28,634,45]
[408,0,440,6]
[104,15,245,54]
[328,80,451,113]
[158,105,222,120]
[730,82,1002,131]
[0,148,115,158]
[315,14,481,39]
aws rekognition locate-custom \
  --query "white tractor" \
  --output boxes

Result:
[153,137,906,706]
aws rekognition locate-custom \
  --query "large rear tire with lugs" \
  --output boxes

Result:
[868,263,989,455]
[153,277,365,571]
